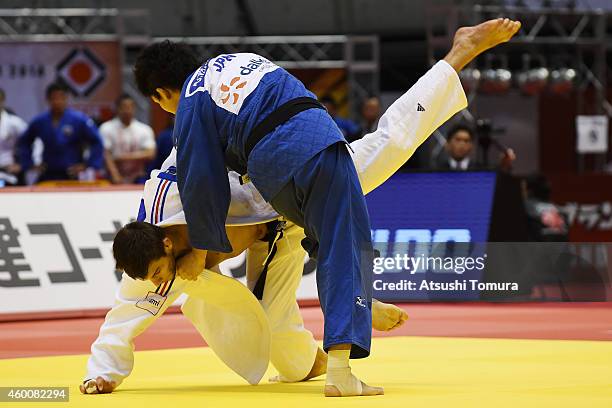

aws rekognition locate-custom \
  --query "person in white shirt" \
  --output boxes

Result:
[100,94,156,184]
[0,89,27,185]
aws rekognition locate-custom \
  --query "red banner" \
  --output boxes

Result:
[549,173,612,242]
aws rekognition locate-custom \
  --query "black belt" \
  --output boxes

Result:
[252,219,286,300]
[225,97,326,184]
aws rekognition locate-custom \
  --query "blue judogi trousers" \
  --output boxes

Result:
[270,142,373,358]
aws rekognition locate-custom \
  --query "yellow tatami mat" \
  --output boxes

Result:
[1,336,611,408]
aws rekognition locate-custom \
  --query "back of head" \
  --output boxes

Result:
[113,221,166,280]
[134,40,201,99]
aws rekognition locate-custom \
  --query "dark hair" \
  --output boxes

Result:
[134,40,201,99]
[113,221,166,280]
[45,82,68,99]
[0,88,5,101]
[116,93,134,107]
[447,123,474,142]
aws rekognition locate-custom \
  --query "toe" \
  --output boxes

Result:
[362,383,385,396]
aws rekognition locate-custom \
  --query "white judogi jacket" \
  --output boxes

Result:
[0,110,27,168]
[85,60,467,386]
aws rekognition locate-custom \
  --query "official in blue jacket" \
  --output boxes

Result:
[18,82,104,182]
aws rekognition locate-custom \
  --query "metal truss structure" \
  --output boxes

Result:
[0,8,150,42]
[426,4,611,170]
[0,8,379,120]
[159,35,379,118]
[0,8,152,118]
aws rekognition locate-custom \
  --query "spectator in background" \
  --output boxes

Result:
[100,94,155,184]
[147,120,174,172]
[0,88,27,185]
[17,82,104,182]
[360,95,382,134]
[433,123,515,171]
[320,96,361,142]
[522,174,568,242]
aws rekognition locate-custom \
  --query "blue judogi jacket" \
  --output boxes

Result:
[174,53,344,252]
[18,108,104,172]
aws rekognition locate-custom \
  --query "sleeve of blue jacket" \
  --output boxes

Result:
[174,101,233,253]
[81,116,104,169]
[17,121,36,170]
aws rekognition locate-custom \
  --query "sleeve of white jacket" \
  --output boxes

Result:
[84,274,184,386]
[349,60,468,195]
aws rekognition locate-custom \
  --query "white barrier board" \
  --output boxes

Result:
[0,188,318,316]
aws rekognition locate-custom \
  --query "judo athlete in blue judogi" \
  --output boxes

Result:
[132,19,521,396]
[134,44,380,397]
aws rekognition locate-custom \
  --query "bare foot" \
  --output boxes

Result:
[372,300,408,331]
[79,377,116,394]
[444,18,521,72]
[324,344,383,397]
[324,374,384,397]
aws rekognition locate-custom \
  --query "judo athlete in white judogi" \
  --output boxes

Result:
[82,18,522,397]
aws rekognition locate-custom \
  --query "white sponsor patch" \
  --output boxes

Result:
[207,53,279,114]
[136,291,167,315]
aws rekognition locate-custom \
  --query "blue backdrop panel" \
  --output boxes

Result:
[366,171,497,301]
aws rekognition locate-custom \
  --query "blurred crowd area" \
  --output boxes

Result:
[0,80,569,242]
[3,0,612,248]
[0,82,519,187]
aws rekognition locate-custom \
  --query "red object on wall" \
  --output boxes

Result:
[548,173,612,242]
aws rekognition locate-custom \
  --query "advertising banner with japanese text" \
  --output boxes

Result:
[0,188,318,319]
[549,174,612,242]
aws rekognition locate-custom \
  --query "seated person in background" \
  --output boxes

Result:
[360,95,382,135]
[17,82,104,182]
[100,94,156,184]
[320,96,361,143]
[432,123,515,171]
[0,88,27,185]
[522,174,568,242]
[146,121,174,172]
